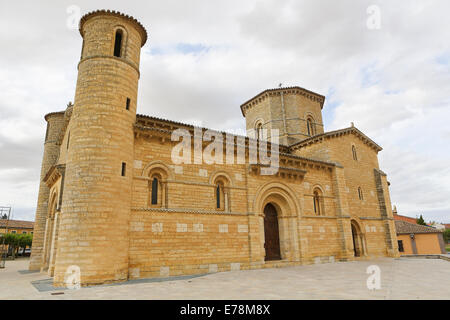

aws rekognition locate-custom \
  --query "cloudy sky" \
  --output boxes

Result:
[1,0,449,223]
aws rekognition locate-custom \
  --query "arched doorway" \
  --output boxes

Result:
[42,191,59,272]
[351,220,365,257]
[263,203,281,261]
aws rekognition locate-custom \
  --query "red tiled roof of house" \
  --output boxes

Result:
[393,214,417,224]
[0,219,34,230]
[395,220,442,234]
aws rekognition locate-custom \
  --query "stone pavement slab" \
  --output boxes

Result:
[1,258,449,300]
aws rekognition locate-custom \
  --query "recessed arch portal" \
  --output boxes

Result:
[350,219,366,257]
[263,203,281,261]
[254,182,302,262]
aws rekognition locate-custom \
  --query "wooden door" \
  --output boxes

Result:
[264,204,281,261]
[351,224,360,257]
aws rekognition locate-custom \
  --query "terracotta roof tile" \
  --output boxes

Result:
[0,219,34,230]
[394,214,417,224]
[395,220,442,234]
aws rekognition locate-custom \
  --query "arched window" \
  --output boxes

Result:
[257,123,263,140]
[313,188,323,215]
[213,175,230,211]
[114,29,123,58]
[147,166,169,208]
[352,145,358,161]
[255,122,264,140]
[216,183,222,209]
[151,177,159,205]
[358,187,364,201]
[307,117,315,136]
[149,172,166,207]
[215,181,225,210]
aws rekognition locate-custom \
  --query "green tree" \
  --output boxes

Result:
[416,215,427,226]
[1,233,33,259]
[2,233,20,259]
[443,229,450,244]
[18,234,33,252]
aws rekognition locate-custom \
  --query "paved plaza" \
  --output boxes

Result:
[1,257,449,300]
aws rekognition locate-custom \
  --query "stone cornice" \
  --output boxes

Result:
[289,126,383,153]
[43,164,66,188]
[79,9,148,47]
[132,207,247,216]
[44,111,65,122]
[78,55,141,77]
[134,118,290,153]
[240,86,326,117]
[134,117,338,170]
[248,164,307,180]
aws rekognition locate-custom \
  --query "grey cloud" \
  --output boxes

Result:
[1,0,449,223]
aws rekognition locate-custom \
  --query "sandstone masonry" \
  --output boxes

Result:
[30,10,400,287]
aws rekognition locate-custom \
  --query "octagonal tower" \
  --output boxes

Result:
[241,87,326,145]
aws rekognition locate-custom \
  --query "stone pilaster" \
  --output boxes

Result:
[374,169,400,257]
[331,165,354,260]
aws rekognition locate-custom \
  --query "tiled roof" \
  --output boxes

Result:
[395,220,442,234]
[0,220,34,230]
[393,214,417,224]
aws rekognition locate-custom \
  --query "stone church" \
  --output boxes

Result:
[29,10,399,287]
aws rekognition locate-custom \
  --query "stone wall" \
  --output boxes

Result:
[29,112,65,271]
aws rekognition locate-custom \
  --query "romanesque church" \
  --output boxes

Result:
[30,10,399,286]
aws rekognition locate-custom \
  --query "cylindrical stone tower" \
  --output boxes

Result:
[53,10,147,286]
[29,112,65,271]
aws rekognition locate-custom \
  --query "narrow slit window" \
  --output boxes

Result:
[126,98,131,110]
[81,39,85,59]
[307,118,315,136]
[313,191,321,215]
[67,132,70,150]
[121,162,126,177]
[114,30,123,58]
[216,184,221,209]
[256,123,263,140]
[313,188,323,215]
[313,193,317,213]
[358,187,364,200]
[151,178,158,205]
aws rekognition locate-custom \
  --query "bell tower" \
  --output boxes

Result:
[53,10,147,286]
[240,87,326,145]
